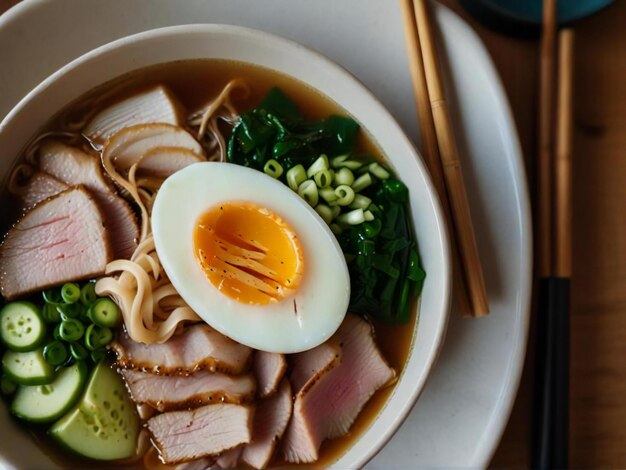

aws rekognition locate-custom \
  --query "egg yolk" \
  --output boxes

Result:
[193,202,304,305]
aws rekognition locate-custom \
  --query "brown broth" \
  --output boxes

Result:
[3,59,418,468]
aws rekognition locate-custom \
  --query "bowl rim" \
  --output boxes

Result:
[0,23,452,469]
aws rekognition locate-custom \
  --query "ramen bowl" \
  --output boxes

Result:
[0,25,451,469]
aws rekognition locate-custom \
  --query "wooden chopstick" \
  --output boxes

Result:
[532,5,574,465]
[400,0,472,317]
[408,0,489,316]
[538,0,557,278]
[554,29,574,278]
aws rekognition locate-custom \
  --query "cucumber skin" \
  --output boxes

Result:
[0,301,46,352]
[2,350,54,386]
[11,362,88,424]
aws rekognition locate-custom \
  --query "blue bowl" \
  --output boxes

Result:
[459,0,614,35]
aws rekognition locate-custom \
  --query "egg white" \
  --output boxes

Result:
[151,162,350,353]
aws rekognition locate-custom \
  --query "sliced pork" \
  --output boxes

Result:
[39,140,139,259]
[120,369,256,411]
[282,314,395,463]
[215,446,243,468]
[0,187,112,300]
[242,379,293,469]
[253,351,286,398]
[137,146,204,178]
[20,172,68,210]
[143,447,215,470]
[289,336,341,392]
[112,324,253,375]
[102,123,204,171]
[147,404,253,464]
[83,85,183,143]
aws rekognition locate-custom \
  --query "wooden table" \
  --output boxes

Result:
[1,0,625,467]
[434,1,626,468]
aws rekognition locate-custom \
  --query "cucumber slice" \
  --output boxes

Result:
[2,349,54,385]
[49,362,139,461]
[0,302,46,352]
[11,362,88,423]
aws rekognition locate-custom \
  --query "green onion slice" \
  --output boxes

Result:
[313,169,333,188]
[337,208,365,225]
[43,340,68,366]
[88,298,121,328]
[369,162,391,180]
[314,204,334,225]
[352,173,373,192]
[80,283,98,306]
[263,159,284,179]
[335,167,355,186]
[306,154,329,178]
[334,185,355,206]
[298,180,319,207]
[286,164,307,191]
[58,319,85,343]
[61,283,81,304]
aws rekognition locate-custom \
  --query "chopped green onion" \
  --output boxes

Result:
[85,324,113,351]
[331,154,349,168]
[334,159,362,170]
[352,173,373,192]
[1,376,16,395]
[80,283,97,306]
[364,210,375,222]
[263,159,284,179]
[43,340,68,366]
[69,342,89,361]
[349,194,372,209]
[334,185,355,206]
[369,162,390,180]
[90,348,106,364]
[330,223,343,235]
[61,283,80,304]
[335,167,355,186]
[56,303,81,321]
[313,169,333,188]
[286,164,307,191]
[42,303,61,323]
[319,187,338,204]
[298,180,319,207]
[337,208,365,225]
[306,154,329,178]
[42,289,62,304]
[58,319,85,343]
[314,204,334,224]
[88,298,121,328]
[331,205,341,219]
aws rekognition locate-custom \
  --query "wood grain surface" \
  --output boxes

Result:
[434,1,626,468]
[1,0,625,467]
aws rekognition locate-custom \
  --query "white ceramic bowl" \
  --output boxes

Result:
[0,25,451,469]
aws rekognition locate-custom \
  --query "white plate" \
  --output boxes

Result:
[0,1,532,467]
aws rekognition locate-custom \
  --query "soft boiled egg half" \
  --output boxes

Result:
[152,162,350,353]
